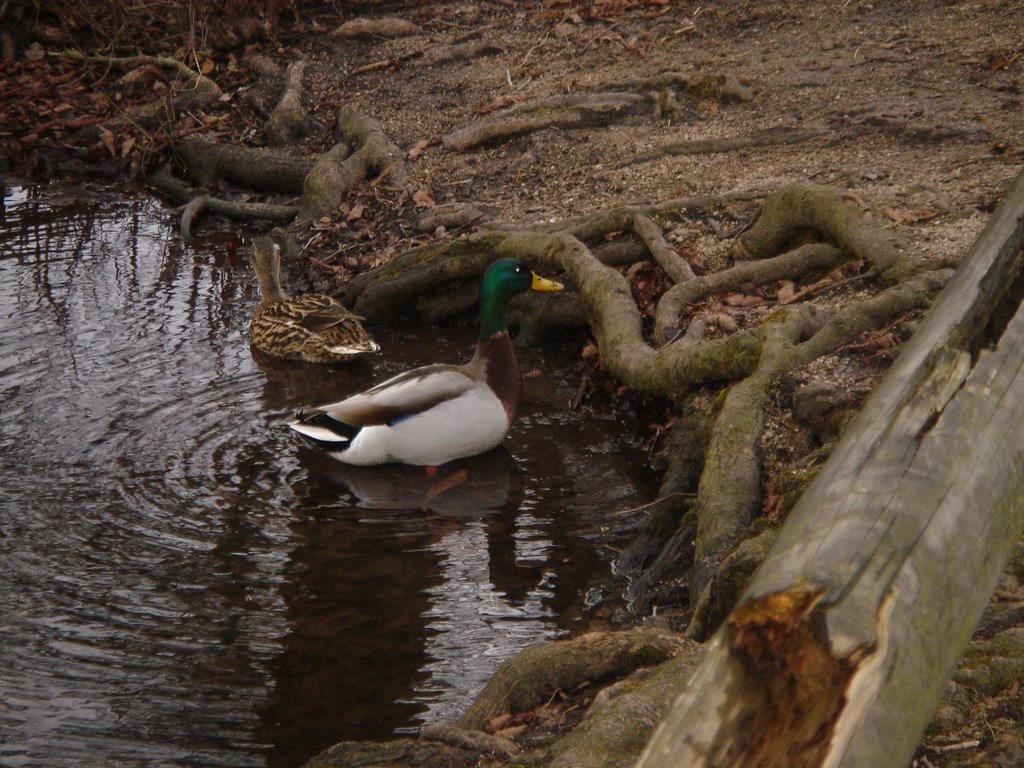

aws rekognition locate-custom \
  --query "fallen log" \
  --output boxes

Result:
[636,168,1024,768]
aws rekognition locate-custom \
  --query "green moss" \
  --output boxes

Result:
[686,74,726,100]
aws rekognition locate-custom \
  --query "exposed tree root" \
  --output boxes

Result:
[454,627,689,731]
[146,171,299,241]
[444,92,649,151]
[338,184,950,645]
[301,628,696,768]
[266,59,313,147]
[731,182,920,279]
[444,72,752,151]
[685,269,948,636]
[619,126,823,169]
[843,113,988,144]
[631,212,696,284]
[332,16,422,39]
[299,105,407,220]
[653,243,846,344]
[301,738,473,768]
[521,644,705,768]
[177,138,315,194]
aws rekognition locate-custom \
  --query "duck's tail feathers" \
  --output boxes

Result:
[328,339,380,356]
[290,410,361,447]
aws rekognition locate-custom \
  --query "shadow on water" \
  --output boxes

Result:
[0,183,657,768]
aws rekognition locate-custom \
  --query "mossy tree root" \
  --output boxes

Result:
[299,105,407,220]
[732,182,921,280]
[652,242,846,344]
[454,627,689,732]
[266,59,313,147]
[177,138,315,194]
[684,269,949,637]
[339,185,949,644]
[146,171,299,242]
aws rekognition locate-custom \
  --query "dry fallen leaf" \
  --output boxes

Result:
[407,139,430,159]
[412,187,436,208]
[776,280,796,304]
[722,292,764,308]
[98,127,116,159]
[884,207,939,225]
[486,713,513,733]
[347,203,365,222]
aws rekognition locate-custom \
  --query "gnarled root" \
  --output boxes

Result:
[299,105,407,220]
[266,59,314,147]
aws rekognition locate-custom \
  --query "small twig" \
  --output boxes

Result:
[922,739,981,754]
[352,59,393,74]
[50,49,199,80]
[611,492,695,517]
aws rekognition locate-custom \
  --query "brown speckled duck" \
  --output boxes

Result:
[248,236,379,363]
[290,258,564,465]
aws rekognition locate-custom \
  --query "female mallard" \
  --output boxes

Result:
[290,258,564,465]
[249,235,379,363]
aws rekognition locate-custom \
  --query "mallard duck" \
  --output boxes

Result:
[249,235,379,363]
[290,258,564,465]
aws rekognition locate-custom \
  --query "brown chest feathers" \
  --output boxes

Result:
[475,332,522,421]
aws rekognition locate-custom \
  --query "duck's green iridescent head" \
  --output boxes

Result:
[478,258,564,339]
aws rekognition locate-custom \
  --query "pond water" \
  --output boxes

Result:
[0,183,655,768]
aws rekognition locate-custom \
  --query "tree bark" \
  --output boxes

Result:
[177,138,314,194]
[266,59,313,147]
[636,168,1024,768]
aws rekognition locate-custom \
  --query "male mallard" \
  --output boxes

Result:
[289,258,564,465]
[249,235,379,363]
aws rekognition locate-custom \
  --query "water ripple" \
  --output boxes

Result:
[0,183,656,768]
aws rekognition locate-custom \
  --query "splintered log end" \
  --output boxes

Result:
[639,585,886,768]
[723,586,857,768]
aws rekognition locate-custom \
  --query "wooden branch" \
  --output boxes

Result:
[50,49,199,79]
[636,168,1024,768]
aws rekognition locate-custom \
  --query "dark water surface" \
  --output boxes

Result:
[0,183,655,767]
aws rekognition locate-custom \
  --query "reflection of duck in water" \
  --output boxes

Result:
[323,447,524,515]
[248,236,379,364]
[290,259,563,466]
[306,444,540,606]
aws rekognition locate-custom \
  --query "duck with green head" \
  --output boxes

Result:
[290,258,564,465]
